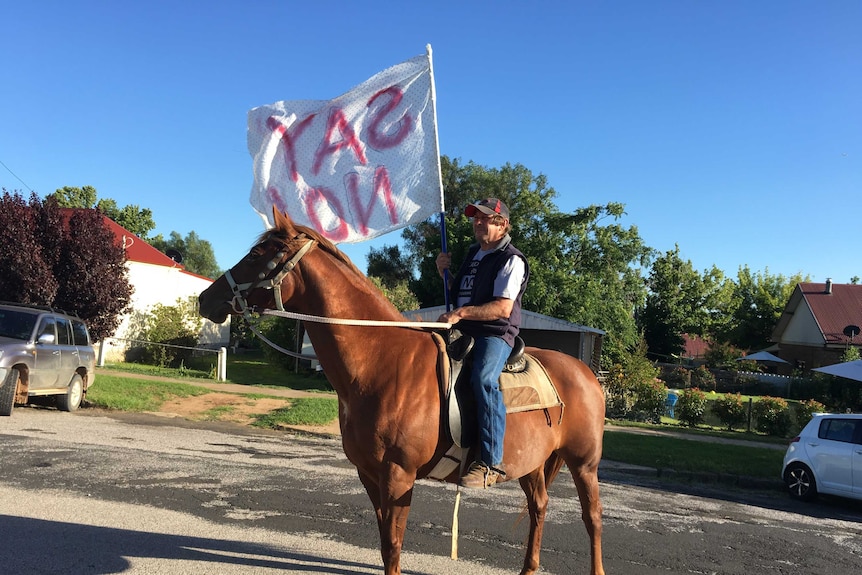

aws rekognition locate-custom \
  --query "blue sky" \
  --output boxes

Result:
[3,1,860,285]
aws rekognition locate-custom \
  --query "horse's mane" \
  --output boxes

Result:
[256,221,364,278]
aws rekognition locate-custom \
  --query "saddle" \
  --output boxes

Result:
[426,330,564,481]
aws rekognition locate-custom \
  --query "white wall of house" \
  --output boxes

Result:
[779,302,824,346]
[99,261,229,361]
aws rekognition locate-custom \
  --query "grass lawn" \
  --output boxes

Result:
[602,430,784,480]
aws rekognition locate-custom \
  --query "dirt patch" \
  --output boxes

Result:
[158,393,290,425]
[155,392,340,435]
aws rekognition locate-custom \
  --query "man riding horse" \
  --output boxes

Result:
[436,197,529,489]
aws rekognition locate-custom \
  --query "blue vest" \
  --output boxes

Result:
[449,236,529,347]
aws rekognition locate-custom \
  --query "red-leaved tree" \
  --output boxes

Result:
[0,189,132,340]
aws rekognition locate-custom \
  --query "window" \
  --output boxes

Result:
[55,317,71,345]
[71,320,90,346]
[819,418,858,444]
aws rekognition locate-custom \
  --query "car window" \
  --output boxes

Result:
[818,418,858,444]
[37,317,57,341]
[0,310,38,340]
[71,320,90,346]
[56,317,72,345]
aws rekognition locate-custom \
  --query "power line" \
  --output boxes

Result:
[0,158,35,192]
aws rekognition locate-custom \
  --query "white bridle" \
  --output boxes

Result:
[221,233,451,360]
[224,236,317,319]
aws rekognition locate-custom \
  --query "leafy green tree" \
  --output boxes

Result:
[639,246,735,360]
[368,277,419,312]
[721,266,808,351]
[49,185,98,209]
[367,245,413,289]
[639,246,698,359]
[149,230,221,278]
[95,198,156,239]
[48,186,156,238]
[0,190,131,340]
[389,157,652,365]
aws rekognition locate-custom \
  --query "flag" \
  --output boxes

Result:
[247,51,443,243]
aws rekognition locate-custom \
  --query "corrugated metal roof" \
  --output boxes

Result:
[799,282,862,344]
[405,305,605,335]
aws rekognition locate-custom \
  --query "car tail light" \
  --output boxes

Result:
[788,436,800,444]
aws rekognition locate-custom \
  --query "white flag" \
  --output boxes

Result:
[247,51,443,243]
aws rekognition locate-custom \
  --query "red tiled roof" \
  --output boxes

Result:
[800,282,862,344]
[682,334,711,358]
[59,208,185,270]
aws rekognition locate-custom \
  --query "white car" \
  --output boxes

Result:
[782,413,862,502]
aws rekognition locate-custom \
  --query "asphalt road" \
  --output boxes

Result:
[2,406,862,574]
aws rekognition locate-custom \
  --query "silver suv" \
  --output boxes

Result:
[0,302,96,416]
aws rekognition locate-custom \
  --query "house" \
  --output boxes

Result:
[771,280,862,371]
[405,306,605,372]
[77,211,230,361]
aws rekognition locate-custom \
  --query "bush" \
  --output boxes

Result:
[676,387,707,427]
[258,315,300,369]
[752,396,792,437]
[704,342,745,370]
[603,338,660,421]
[711,393,748,431]
[135,298,202,368]
[631,379,668,423]
[690,365,716,390]
[663,366,690,388]
[793,398,826,430]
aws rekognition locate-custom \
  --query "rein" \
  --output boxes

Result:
[224,233,451,360]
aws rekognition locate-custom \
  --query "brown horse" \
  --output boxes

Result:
[198,208,606,575]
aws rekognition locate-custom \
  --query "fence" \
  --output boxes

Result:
[97,337,227,382]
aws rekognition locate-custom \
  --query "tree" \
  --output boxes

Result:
[375,157,653,365]
[366,244,413,289]
[49,186,156,238]
[368,277,420,312]
[638,246,735,360]
[0,190,58,303]
[722,266,808,351]
[149,230,221,278]
[0,190,132,340]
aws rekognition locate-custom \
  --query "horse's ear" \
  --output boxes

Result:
[271,205,297,234]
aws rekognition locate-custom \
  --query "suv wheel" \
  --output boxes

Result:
[785,462,817,502]
[0,368,19,416]
[58,374,84,412]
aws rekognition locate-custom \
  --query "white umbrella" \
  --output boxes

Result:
[736,351,789,364]
[812,359,862,383]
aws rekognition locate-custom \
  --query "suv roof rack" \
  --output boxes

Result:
[0,301,80,318]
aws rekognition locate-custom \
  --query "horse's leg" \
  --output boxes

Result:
[518,466,549,575]
[358,464,416,575]
[569,463,605,575]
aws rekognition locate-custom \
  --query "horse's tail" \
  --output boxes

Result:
[543,452,567,489]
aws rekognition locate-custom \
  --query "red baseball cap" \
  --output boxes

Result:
[464,198,510,219]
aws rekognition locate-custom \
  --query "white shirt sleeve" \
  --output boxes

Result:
[493,255,526,300]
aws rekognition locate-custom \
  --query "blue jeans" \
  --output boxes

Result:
[469,336,511,468]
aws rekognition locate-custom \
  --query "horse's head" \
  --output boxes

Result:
[198,208,317,324]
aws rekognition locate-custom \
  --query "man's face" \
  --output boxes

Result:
[472,213,508,247]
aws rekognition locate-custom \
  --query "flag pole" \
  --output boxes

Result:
[426,44,451,311]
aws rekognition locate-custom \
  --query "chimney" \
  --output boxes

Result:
[825,278,833,294]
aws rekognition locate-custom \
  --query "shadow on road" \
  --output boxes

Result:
[0,515,422,575]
